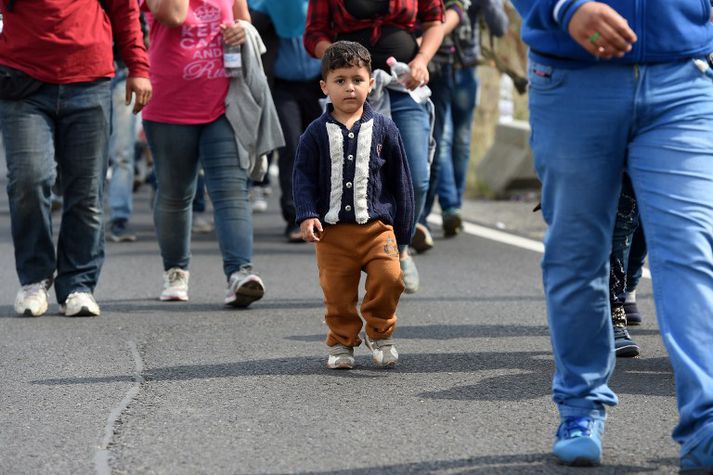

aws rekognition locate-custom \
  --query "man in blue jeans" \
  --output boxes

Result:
[512,0,713,469]
[0,0,151,317]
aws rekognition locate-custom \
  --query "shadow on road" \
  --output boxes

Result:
[262,453,669,474]
[285,324,661,342]
[31,350,674,398]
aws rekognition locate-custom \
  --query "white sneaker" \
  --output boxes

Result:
[400,254,419,294]
[192,213,214,234]
[160,268,189,301]
[251,187,268,213]
[14,280,51,317]
[364,335,399,368]
[225,267,264,308]
[327,344,354,369]
[60,291,100,317]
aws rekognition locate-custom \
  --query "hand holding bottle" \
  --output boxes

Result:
[386,56,431,103]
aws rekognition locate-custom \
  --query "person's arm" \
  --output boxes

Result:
[405,20,443,88]
[144,0,189,27]
[304,0,333,58]
[293,129,323,240]
[221,0,250,47]
[105,0,152,113]
[233,0,250,21]
[443,0,467,36]
[474,0,509,37]
[567,2,636,59]
[383,121,415,248]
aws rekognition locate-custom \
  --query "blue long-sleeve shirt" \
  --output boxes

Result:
[293,102,415,247]
[512,0,713,65]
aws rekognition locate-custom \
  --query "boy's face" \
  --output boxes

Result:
[320,65,374,116]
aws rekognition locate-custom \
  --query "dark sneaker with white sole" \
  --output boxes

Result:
[612,306,639,357]
[623,301,642,325]
[225,266,265,308]
[108,219,137,242]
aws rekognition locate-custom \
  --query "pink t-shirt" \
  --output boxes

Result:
[141,0,233,124]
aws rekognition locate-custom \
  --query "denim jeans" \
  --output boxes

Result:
[107,69,138,223]
[529,59,713,451]
[609,172,647,306]
[0,80,111,303]
[422,64,478,221]
[143,115,252,278]
[388,89,431,238]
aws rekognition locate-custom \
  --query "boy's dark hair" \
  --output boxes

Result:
[320,41,372,79]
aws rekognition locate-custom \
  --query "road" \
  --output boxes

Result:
[0,177,678,474]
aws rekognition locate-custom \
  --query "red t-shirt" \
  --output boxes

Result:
[140,0,233,124]
[0,0,149,84]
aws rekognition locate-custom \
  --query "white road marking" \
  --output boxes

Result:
[427,214,651,280]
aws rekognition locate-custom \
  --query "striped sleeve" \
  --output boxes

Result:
[553,0,594,29]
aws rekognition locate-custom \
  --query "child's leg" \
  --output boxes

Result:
[315,226,363,348]
[361,223,404,340]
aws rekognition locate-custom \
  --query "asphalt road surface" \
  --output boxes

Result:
[0,177,679,474]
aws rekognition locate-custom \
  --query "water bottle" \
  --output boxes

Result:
[224,42,242,78]
[385,56,431,104]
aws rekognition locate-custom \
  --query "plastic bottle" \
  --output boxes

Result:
[224,42,242,78]
[385,56,431,104]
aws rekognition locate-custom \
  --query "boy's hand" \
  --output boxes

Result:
[300,218,323,242]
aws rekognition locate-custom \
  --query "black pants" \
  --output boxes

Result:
[273,77,323,231]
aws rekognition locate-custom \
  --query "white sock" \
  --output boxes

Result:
[624,290,637,304]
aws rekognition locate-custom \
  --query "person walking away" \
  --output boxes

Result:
[608,172,647,358]
[141,0,279,308]
[107,10,149,242]
[1,0,151,317]
[512,0,713,468]
[250,0,323,243]
[293,41,414,369]
[420,0,508,239]
[304,0,444,294]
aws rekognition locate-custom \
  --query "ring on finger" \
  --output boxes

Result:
[588,32,601,44]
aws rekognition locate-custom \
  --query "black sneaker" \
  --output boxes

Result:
[108,219,137,242]
[623,301,642,325]
[285,225,303,243]
[614,326,640,358]
[442,210,463,238]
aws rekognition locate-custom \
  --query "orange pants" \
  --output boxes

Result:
[315,221,404,348]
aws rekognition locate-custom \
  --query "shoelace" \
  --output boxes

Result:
[561,417,593,439]
[22,282,47,297]
[613,326,632,340]
[167,270,187,286]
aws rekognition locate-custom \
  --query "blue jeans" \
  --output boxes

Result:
[389,89,430,238]
[529,59,713,452]
[107,70,138,223]
[143,116,252,278]
[0,81,111,303]
[423,64,478,221]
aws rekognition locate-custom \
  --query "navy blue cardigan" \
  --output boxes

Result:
[293,102,415,246]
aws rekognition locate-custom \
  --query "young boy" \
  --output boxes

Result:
[292,41,415,369]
